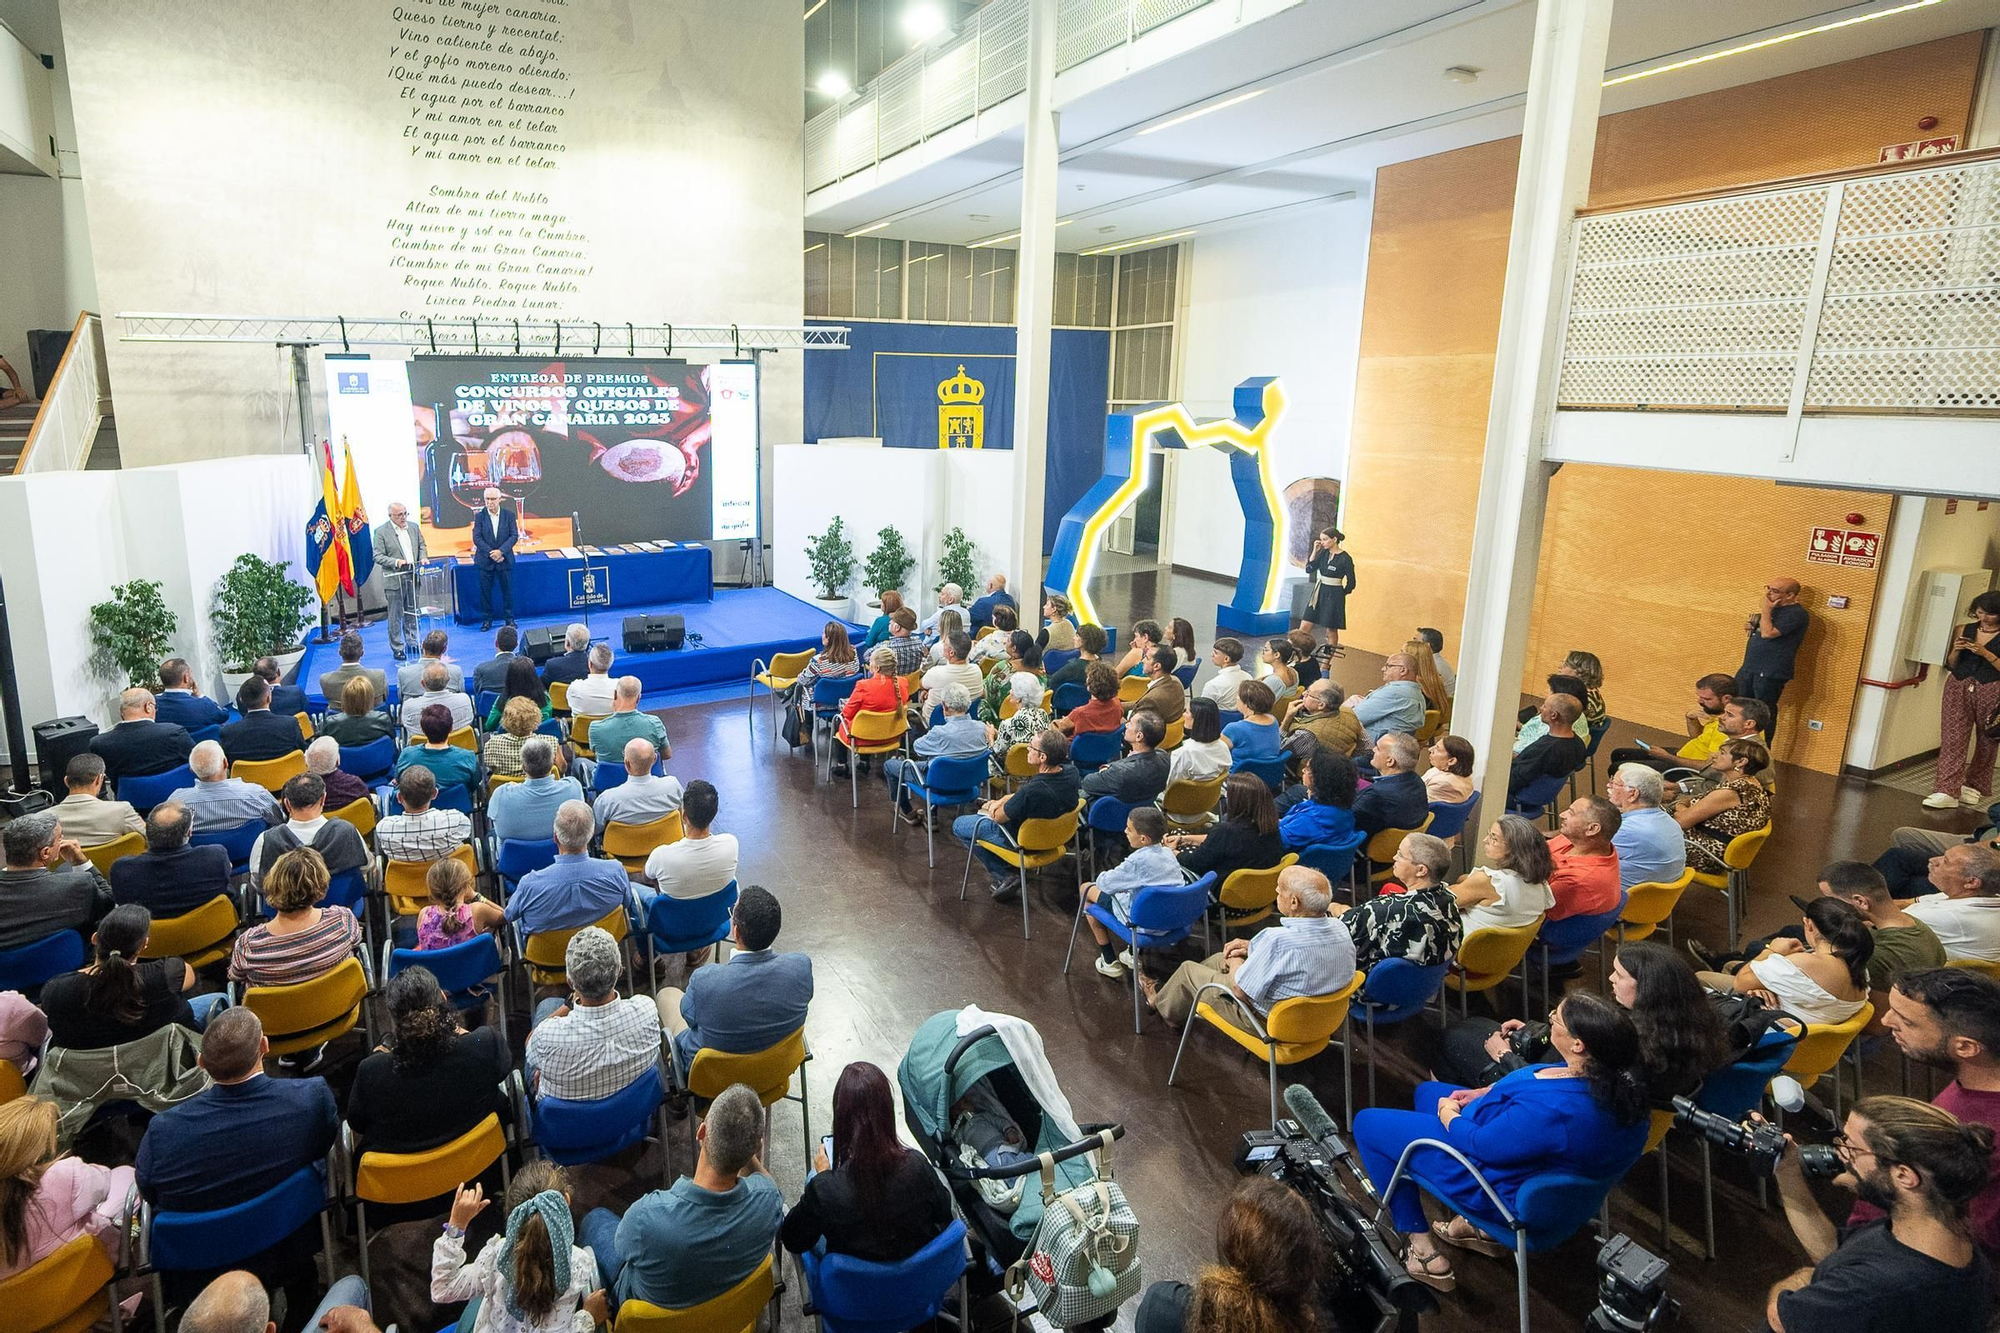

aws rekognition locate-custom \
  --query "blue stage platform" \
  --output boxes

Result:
[296,587,845,713]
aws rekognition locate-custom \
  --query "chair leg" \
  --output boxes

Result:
[1062,891,1089,975]
[1168,1012,1199,1087]
[1132,952,1143,1035]
[1019,863,1031,940]
[1266,1048,1280,1132]
[1366,1009,1378,1108]
[357,1200,371,1287]
[1341,1017,1353,1131]
[1514,1235,1531,1333]
[1701,1138,1716,1260]
[959,839,976,901]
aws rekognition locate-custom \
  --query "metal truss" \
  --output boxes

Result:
[114,313,848,355]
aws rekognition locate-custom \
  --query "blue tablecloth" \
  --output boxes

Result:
[452,546,712,623]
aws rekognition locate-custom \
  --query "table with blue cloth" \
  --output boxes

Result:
[451,546,712,624]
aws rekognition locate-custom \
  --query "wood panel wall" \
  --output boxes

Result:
[1344,32,1987,774]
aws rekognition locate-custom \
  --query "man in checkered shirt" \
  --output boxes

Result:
[525,926,664,1102]
[881,608,929,677]
[374,766,473,863]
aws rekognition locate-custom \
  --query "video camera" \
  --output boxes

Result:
[1236,1086,1436,1331]
[1584,1233,1676,1332]
[1669,1097,1843,1179]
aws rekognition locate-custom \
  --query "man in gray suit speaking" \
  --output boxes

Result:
[372,502,428,661]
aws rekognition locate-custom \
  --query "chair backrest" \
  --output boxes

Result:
[524,907,630,980]
[474,690,500,729]
[1233,757,1288,792]
[1051,682,1089,716]
[763,649,815,682]
[487,771,526,797]
[1172,663,1197,688]
[1695,1030,1800,1120]
[1125,875,1215,940]
[232,751,306,792]
[384,843,480,914]
[686,1027,808,1105]
[616,1253,775,1333]
[549,680,570,713]
[1424,789,1481,842]
[1621,869,1694,929]
[918,755,990,800]
[243,955,367,1043]
[1359,959,1450,1016]
[899,671,924,702]
[118,763,194,813]
[1948,957,2000,982]
[571,713,605,749]
[1455,918,1544,981]
[1363,819,1426,865]
[0,931,86,992]
[1510,771,1568,814]
[645,881,740,951]
[390,932,504,996]
[805,1219,968,1333]
[0,1059,23,1106]
[848,709,908,747]
[1117,675,1147,704]
[1217,855,1299,914]
[82,831,145,876]
[997,695,1019,720]
[1001,744,1037,780]
[1264,972,1367,1053]
[537,1068,667,1161]
[447,725,478,752]
[1783,1002,1876,1084]
[148,1163,327,1272]
[1295,831,1367,885]
[497,837,560,886]
[1013,811,1080,855]
[356,1112,508,1205]
[1085,794,1141,835]
[812,677,861,709]
[1724,823,1773,871]
[1514,1169,1624,1252]
[604,812,685,866]
[1159,774,1225,818]
[1534,893,1629,963]
[1160,715,1186,750]
[1044,648,1080,676]
[142,895,239,962]
[327,795,377,840]
[1068,730,1121,771]
[190,818,263,870]
[1215,708,1244,730]
[0,1233,113,1333]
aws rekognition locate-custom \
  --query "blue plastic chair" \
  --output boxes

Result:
[1506,771,1569,823]
[384,785,475,817]
[1233,756,1289,792]
[1216,708,1244,730]
[1081,794,1146,883]
[635,880,738,971]
[187,724,222,746]
[1426,789,1481,844]
[890,754,990,867]
[801,1217,969,1333]
[535,1067,671,1184]
[1066,873,1215,1033]
[1068,729,1121,773]
[190,819,263,877]
[810,677,863,770]
[1353,959,1449,1105]
[0,931,85,992]
[496,838,559,896]
[1050,682,1089,717]
[926,704,945,730]
[337,737,397,785]
[535,717,567,741]
[593,758,664,796]
[387,933,509,1043]
[1527,891,1628,1011]
[255,865,368,921]
[1569,724,1608,799]
[1295,829,1367,889]
[1043,648,1080,676]
[118,763,193,815]
[1172,663,1197,689]
[474,690,500,731]
[143,1163,333,1318]
[1676,1030,1798,1257]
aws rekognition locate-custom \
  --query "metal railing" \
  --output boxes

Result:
[1556,150,2000,417]
[806,0,1213,193]
[14,312,110,474]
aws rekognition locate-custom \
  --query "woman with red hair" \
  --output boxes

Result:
[779,1061,952,1262]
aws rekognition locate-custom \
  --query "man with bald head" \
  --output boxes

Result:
[587,675,670,771]
[471,484,518,629]
[1344,653,1427,751]
[592,737,685,832]
[1145,866,1355,1028]
[1737,576,1808,742]
[88,687,193,785]
[183,1268,378,1333]
[372,498,428,660]
[1508,692,1587,802]
[505,799,633,935]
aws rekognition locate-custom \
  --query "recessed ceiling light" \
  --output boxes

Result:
[1137,88,1267,136]
[1604,0,1944,87]
[1080,229,1196,257]
[844,220,891,238]
[814,69,851,98]
[1443,66,1479,83]
[901,1,946,43]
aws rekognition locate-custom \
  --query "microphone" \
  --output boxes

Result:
[572,511,583,547]
[1283,1083,1357,1166]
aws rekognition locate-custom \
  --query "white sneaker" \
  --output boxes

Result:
[1962,787,1988,807]
[1924,791,1960,809]
[1095,955,1129,979]
[1118,949,1135,969]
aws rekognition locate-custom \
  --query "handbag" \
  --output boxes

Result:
[780,702,807,749]
[1006,1131,1141,1330]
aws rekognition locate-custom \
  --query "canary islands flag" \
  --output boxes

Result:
[305,439,355,600]
[339,439,373,588]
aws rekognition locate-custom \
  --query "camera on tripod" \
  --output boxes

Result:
[1669,1097,1843,1178]
[1585,1233,1676,1332]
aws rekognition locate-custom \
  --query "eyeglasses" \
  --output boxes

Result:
[1830,1131,1893,1168]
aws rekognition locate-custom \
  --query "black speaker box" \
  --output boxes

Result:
[32,716,98,800]
[523,628,559,663]
[623,614,685,652]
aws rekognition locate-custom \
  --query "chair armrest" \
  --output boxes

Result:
[1186,979,1270,1042]
[378,938,394,989]
[1374,1136,1520,1236]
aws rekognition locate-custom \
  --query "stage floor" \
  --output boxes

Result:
[297,587,847,712]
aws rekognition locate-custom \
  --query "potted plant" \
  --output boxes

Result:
[936,526,977,598]
[211,554,317,696]
[804,517,856,621]
[88,580,178,691]
[862,524,915,609]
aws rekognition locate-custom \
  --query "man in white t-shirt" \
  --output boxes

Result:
[1906,844,2000,962]
[920,632,983,716]
[1201,637,1252,710]
[641,780,738,904]
[565,643,618,717]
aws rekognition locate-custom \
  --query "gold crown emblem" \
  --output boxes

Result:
[937,365,985,405]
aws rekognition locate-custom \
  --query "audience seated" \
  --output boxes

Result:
[1876,804,2000,899]
[592,739,685,832]
[40,905,223,1049]
[472,624,525,696]
[1201,638,1252,711]
[376,766,474,861]
[565,642,619,718]
[1289,628,1322,691]
[251,658,308,719]
[879,607,928,677]
[320,677,396,748]
[885,685,987,820]
[0,812,112,950]
[978,631,1043,724]
[781,1061,952,1261]
[987,673,1053,766]
[317,632,387,708]
[0,992,47,1078]
[923,609,965,664]
[1694,896,1872,1025]
[1355,993,1650,1292]
[1040,594,1077,653]
[919,631,983,714]
[1693,862,1944,1003]
[1513,672,1592,754]
[1128,646,1187,725]
[432,1160,607,1332]
[1351,733,1429,838]
[50,753,142,846]
[486,655,554,732]
[90,687,195,783]
[1508,693,1586,801]
[1056,661,1125,737]
[1641,697,1771,796]
[920,582,964,638]
[1344,654,1426,749]
[1447,815,1554,934]
[304,737,369,812]
[660,886,813,1074]
[1400,637,1449,715]
[541,622,595,687]
[1259,638,1301,705]
[347,967,510,1153]
[170,739,283,832]
[1281,680,1363,761]
[1277,750,1358,849]
[858,590,905,656]
[506,801,633,936]
[588,677,671,771]
[396,630,466,698]
[417,854,504,951]
[967,574,1016,632]
[1080,711,1170,805]
[1082,807,1184,978]
[1901,845,2000,962]
[952,729,1080,903]
[1605,672,1737,774]
[106,804,230,919]
[525,927,661,1102]
[398,662,475,736]
[1604,764,1686,889]
[1146,867,1354,1027]
[791,621,862,724]
[1545,797,1623,921]
[1165,774,1288,888]
[1421,735,1476,811]
[232,847,363,989]
[641,780,738,902]
[395,703,479,794]
[830,648,908,778]
[1876,968,2000,1257]
[1134,1176,1320,1333]
[183,1267,377,1333]
[489,738,587,844]
[1166,697,1231,784]
[1221,681,1282,770]
[483,695,552,777]
[0,1095,137,1284]
[153,658,231,731]
[219,677,307,763]
[248,774,369,890]
[1673,737,1772,876]
[967,604,1018,664]
[1333,833,1461,970]
[1046,623,1107,693]
[1113,619,1165,677]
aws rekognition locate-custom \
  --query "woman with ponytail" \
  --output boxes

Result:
[0,1095,136,1281]
[1135,1176,1323,1333]
[1354,992,1650,1292]
[37,904,223,1049]
[432,1158,607,1333]
[347,966,510,1154]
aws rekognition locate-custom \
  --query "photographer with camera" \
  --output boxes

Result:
[1766,1095,1993,1331]
[1354,993,1650,1292]
[1134,1176,1324,1333]
[1875,966,2000,1256]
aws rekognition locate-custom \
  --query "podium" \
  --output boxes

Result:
[416,560,455,638]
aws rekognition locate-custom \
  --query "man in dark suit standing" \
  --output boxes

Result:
[153,659,230,732]
[254,658,308,718]
[89,688,194,785]
[220,677,307,762]
[472,485,518,630]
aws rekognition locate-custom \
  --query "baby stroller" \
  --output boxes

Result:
[899,1006,1139,1331]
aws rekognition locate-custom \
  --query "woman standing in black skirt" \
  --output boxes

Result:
[1300,526,1355,656]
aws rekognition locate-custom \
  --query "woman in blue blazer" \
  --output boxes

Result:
[1354,991,1650,1291]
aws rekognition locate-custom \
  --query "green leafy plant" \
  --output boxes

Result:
[804,517,856,601]
[211,554,316,671]
[936,526,977,596]
[863,525,916,603]
[88,580,178,689]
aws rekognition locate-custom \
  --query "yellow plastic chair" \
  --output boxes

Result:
[961,809,1079,940]
[1362,814,1434,891]
[1948,957,2000,981]
[1687,822,1772,951]
[1414,708,1443,744]
[486,771,525,797]
[1442,918,1544,1017]
[998,695,1019,720]
[685,1027,812,1173]
[1213,855,1301,943]
[604,812,686,873]
[748,649,814,744]
[382,844,480,920]
[0,1232,117,1333]
[294,711,314,737]
[979,656,1004,678]
[899,670,925,701]
[141,894,239,970]
[842,709,908,809]
[0,1059,24,1105]
[82,831,144,877]
[993,743,1038,795]
[232,751,306,793]
[615,1253,775,1333]
[1783,1002,1875,1118]
[1610,868,1695,947]
[1169,971,1366,1131]
[327,795,378,843]
[448,725,478,753]
[571,713,607,760]
[1159,774,1225,830]
[1160,716,1185,750]
[523,906,631,988]
[352,1112,509,1285]
[240,955,368,1058]
[1117,675,1148,704]
[549,680,571,715]
[974,626,995,642]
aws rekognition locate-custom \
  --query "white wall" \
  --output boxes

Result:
[59,0,804,471]
[1165,199,1373,578]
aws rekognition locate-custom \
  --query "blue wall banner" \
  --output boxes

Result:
[804,320,1110,554]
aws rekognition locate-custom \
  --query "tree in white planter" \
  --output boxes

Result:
[936,526,977,596]
[862,525,915,608]
[805,517,856,602]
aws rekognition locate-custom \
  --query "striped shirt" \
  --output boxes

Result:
[525,995,663,1102]
[375,807,473,862]
[228,906,362,987]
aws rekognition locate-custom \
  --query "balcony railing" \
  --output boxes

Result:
[14,312,110,475]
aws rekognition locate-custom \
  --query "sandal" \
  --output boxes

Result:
[1431,1217,1509,1259]
[1403,1247,1456,1291]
